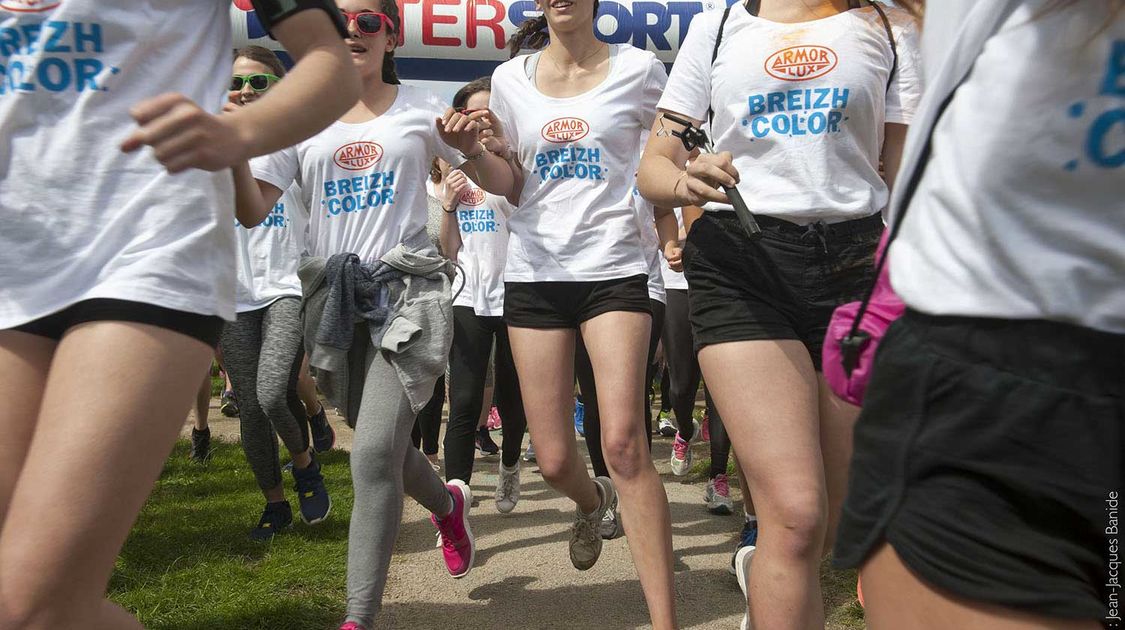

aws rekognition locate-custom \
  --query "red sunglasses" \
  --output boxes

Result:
[340,10,396,37]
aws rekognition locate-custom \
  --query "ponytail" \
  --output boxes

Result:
[507,0,601,57]
[382,50,401,85]
[379,0,402,84]
[507,14,549,56]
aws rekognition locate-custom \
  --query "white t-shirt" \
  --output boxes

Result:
[661,209,689,291]
[234,184,306,313]
[252,86,463,263]
[632,185,666,304]
[890,2,1125,334]
[451,182,511,317]
[659,5,922,224]
[0,0,237,327]
[490,44,667,282]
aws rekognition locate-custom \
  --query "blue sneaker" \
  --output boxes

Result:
[249,500,293,541]
[574,399,585,437]
[308,406,336,453]
[729,519,759,575]
[291,456,331,525]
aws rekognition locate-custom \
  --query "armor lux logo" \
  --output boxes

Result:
[542,117,590,143]
[459,188,486,206]
[334,142,383,171]
[765,46,838,81]
[0,0,61,11]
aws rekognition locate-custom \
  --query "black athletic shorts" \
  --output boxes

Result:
[504,274,651,329]
[834,310,1125,621]
[9,299,225,347]
[682,211,881,369]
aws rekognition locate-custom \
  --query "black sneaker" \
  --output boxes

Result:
[220,390,239,417]
[476,426,499,456]
[250,501,293,541]
[308,406,336,453]
[190,427,211,462]
[292,456,331,524]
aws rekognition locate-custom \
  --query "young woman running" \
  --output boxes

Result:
[440,0,678,624]
[437,78,530,513]
[223,45,334,540]
[639,0,921,626]
[575,160,668,539]
[235,2,480,627]
[0,2,356,628]
[835,2,1124,628]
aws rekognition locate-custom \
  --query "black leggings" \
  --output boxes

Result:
[412,375,444,456]
[444,306,527,482]
[664,289,732,479]
[579,299,663,478]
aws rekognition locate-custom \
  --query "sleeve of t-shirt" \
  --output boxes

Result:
[885,11,924,125]
[657,10,719,121]
[488,61,522,157]
[250,145,300,195]
[641,56,670,129]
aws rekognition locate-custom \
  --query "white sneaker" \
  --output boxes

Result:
[495,462,520,513]
[598,491,621,540]
[657,413,676,437]
[670,419,700,476]
[522,442,536,463]
[570,477,614,570]
[704,474,734,515]
[735,544,756,630]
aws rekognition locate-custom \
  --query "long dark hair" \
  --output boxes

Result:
[233,45,286,77]
[377,0,402,85]
[507,0,601,56]
[452,76,491,111]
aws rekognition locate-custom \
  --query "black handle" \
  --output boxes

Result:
[724,185,761,240]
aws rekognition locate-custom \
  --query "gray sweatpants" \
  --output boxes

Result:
[220,297,309,492]
[345,341,453,627]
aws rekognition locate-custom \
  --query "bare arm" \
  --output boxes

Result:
[438,170,471,259]
[438,109,522,204]
[681,205,705,234]
[654,206,683,272]
[233,164,284,228]
[122,10,357,172]
[882,123,909,195]
[639,111,739,209]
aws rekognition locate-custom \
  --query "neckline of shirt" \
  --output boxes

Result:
[734,5,866,29]
[519,43,623,105]
[329,85,407,129]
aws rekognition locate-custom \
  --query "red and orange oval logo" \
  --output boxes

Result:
[541,117,590,143]
[459,188,486,206]
[333,142,383,171]
[765,45,838,82]
[0,0,62,12]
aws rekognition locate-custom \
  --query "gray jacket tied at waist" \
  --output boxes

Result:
[298,232,455,428]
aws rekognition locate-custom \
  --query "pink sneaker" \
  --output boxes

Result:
[432,479,475,578]
[487,405,502,431]
[338,623,366,630]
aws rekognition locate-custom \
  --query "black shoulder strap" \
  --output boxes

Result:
[706,5,735,128]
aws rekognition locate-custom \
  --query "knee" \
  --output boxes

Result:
[0,576,69,630]
[534,449,573,488]
[350,439,398,487]
[602,429,648,481]
[768,494,827,559]
[257,382,294,422]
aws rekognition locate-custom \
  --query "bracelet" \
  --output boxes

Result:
[461,142,487,162]
[672,171,689,203]
[442,203,457,214]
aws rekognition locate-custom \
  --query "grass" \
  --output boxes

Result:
[109,440,353,629]
[110,438,864,630]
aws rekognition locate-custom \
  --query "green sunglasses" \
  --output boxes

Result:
[230,73,280,92]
